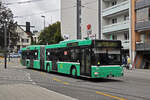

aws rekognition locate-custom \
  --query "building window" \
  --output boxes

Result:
[124,15,129,21]
[112,1,117,6]
[112,34,117,40]
[26,39,29,43]
[112,18,117,24]
[22,39,24,43]
[136,8,149,23]
[124,32,129,40]
[34,37,36,42]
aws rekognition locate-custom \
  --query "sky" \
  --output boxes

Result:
[2,0,60,32]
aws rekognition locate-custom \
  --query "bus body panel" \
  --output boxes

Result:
[33,60,40,69]
[91,66,123,78]
[57,62,80,76]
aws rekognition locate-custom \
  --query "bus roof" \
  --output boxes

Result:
[21,47,27,51]
[26,45,43,50]
[46,39,92,49]
[21,39,122,50]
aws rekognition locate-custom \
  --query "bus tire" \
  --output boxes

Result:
[70,67,77,77]
[46,63,50,73]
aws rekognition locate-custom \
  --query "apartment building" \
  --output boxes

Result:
[101,0,130,51]
[134,0,150,69]
[14,25,31,52]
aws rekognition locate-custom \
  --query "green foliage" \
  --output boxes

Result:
[38,21,63,45]
[0,4,18,50]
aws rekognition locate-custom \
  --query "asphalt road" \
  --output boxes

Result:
[0,58,150,100]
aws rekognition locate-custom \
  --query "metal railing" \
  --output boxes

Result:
[136,18,150,31]
[136,0,150,10]
[122,40,129,49]
[102,0,129,12]
[136,41,150,51]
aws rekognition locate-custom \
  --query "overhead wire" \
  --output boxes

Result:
[11,0,97,19]
[2,0,44,5]
[13,6,76,18]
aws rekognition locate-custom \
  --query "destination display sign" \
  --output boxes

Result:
[67,42,78,47]
[95,41,121,48]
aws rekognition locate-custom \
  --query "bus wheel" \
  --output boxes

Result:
[71,67,77,77]
[46,64,50,73]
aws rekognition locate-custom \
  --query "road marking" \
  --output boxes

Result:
[63,82,69,85]
[53,78,69,85]
[53,78,61,82]
[40,72,45,75]
[96,91,126,100]
[32,82,36,85]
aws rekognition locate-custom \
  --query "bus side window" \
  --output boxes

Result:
[69,49,80,62]
[34,50,38,60]
[46,50,50,61]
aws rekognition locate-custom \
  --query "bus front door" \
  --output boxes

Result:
[80,48,91,76]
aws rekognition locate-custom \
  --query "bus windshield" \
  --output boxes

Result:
[91,48,121,66]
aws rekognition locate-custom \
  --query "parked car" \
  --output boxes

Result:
[9,53,20,58]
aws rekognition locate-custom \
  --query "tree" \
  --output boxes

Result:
[38,21,63,45]
[0,2,19,51]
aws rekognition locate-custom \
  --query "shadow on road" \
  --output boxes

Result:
[25,68,123,83]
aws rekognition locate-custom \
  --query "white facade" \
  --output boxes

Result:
[33,31,40,43]
[101,0,130,50]
[61,0,77,40]
[15,25,31,51]
[61,0,98,40]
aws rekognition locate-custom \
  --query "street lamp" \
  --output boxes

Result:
[41,15,45,29]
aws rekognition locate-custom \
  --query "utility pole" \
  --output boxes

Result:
[4,22,7,69]
[98,0,101,39]
[41,15,45,29]
[77,0,81,39]
[8,30,10,62]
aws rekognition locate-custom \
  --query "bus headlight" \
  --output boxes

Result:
[94,72,99,75]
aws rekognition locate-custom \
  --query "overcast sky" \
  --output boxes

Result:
[2,0,60,31]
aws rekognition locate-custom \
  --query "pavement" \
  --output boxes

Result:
[0,58,77,100]
[0,84,77,100]
[1,58,150,100]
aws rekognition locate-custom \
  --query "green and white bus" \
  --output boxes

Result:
[21,39,123,78]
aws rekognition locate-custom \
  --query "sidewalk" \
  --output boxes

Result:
[0,59,77,100]
[0,84,77,100]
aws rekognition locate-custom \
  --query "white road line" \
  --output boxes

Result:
[23,70,36,85]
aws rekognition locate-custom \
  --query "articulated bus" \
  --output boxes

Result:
[20,39,123,78]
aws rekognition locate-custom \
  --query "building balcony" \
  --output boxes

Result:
[17,42,30,46]
[136,19,150,31]
[122,40,129,50]
[136,42,150,51]
[136,0,150,10]
[102,20,130,34]
[102,1,129,17]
